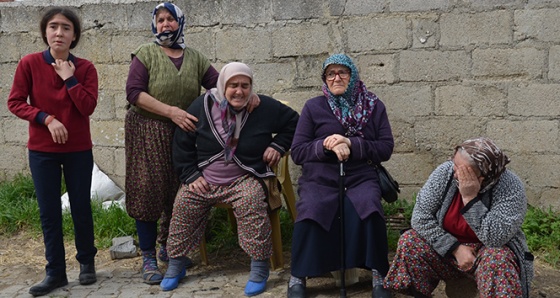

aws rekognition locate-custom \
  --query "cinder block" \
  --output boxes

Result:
[472,48,545,79]
[549,46,560,81]
[440,11,511,47]
[515,9,560,42]
[390,0,450,12]
[345,17,408,52]
[436,85,507,117]
[487,120,559,153]
[109,236,138,260]
[509,83,560,116]
[398,50,469,82]
[216,28,271,62]
[272,23,329,57]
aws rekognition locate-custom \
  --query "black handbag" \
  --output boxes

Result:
[369,161,400,203]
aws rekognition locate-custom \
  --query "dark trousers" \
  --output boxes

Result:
[29,149,97,277]
[136,219,158,252]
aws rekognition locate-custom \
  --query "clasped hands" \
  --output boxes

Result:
[188,176,209,193]
[453,244,478,272]
[323,134,351,161]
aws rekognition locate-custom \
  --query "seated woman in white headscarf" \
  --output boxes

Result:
[161,62,299,296]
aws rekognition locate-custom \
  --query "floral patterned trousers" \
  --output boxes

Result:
[167,174,272,261]
[384,229,522,297]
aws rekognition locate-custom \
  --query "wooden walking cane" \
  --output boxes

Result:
[338,161,347,298]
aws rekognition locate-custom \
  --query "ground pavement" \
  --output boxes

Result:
[1,237,559,298]
[0,251,388,298]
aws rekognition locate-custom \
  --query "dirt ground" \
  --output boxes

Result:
[1,233,559,297]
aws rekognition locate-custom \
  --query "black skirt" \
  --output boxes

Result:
[290,196,389,278]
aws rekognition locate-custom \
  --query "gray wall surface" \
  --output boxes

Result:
[1,0,560,209]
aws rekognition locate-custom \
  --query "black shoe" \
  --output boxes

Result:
[411,288,431,298]
[372,284,392,298]
[287,283,306,298]
[185,256,194,269]
[29,275,68,297]
[79,262,97,285]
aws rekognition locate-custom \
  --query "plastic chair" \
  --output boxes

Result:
[199,153,297,270]
[275,151,297,222]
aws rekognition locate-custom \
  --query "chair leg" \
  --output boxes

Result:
[277,153,297,222]
[269,209,284,270]
[199,237,209,266]
[282,184,297,223]
[226,208,237,231]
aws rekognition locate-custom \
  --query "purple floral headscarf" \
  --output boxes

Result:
[321,54,378,137]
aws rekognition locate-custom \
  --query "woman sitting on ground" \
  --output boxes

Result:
[384,137,534,298]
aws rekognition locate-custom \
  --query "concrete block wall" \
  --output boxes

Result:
[1,0,560,209]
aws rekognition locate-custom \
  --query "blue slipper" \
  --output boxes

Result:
[244,276,268,296]
[160,268,186,291]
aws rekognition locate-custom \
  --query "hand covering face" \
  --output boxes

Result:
[454,137,511,193]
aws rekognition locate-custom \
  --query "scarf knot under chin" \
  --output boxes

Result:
[151,2,186,49]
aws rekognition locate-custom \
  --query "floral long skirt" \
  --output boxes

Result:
[124,110,180,245]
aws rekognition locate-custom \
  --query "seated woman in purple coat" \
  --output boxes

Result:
[287,54,394,298]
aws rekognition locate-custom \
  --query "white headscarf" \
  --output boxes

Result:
[208,62,256,162]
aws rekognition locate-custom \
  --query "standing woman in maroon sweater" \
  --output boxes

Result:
[7,7,98,297]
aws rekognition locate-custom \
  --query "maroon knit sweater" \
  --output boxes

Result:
[7,50,98,153]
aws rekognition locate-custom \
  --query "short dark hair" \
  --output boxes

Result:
[39,7,82,49]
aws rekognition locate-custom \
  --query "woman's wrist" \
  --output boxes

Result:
[44,115,55,126]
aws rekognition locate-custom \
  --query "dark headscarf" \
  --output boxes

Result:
[321,54,378,137]
[454,137,511,193]
[151,2,186,49]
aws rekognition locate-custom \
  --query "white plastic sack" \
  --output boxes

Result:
[61,163,126,211]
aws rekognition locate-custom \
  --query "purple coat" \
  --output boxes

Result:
[291,95,394,230]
